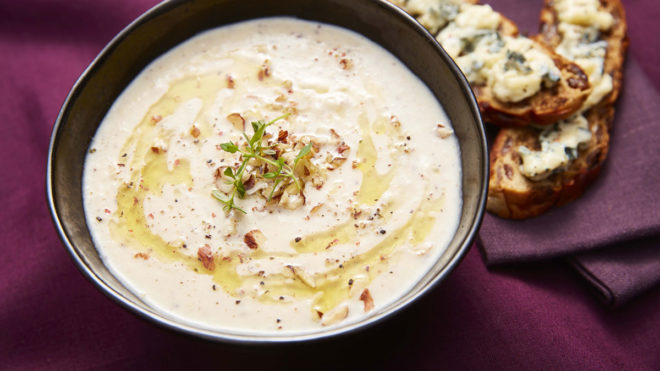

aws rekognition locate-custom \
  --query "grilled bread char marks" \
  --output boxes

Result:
[539,0,628,107]
[487,0,627,219]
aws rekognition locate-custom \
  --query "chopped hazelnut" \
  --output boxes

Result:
[390,115,401,128]
[190,126,201,138]
[227,113,245,131]
[339,58,353,70]
[337,142,350,154]
[277,130,289,143]
[310,203,324,214]
[359,289,374,312]
[287,265,316,288]
[258,59,271,80]
[436,124,453,139]
[321,303,349,326]
[244,229,266,250]
[197,244,215,271]
[134,252,149,260]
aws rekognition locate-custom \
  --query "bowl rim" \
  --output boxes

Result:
[46,0,488,344]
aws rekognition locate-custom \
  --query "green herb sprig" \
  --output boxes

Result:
[212,113,312,214]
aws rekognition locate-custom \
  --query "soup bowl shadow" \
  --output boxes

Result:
[47,0,488,344]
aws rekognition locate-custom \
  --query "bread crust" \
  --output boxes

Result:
[486,0,628,219]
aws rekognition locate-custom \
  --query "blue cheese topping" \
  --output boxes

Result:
[518,0,614,180]
[394,0,611,181]
[555,0,614,31]
[436,4,560,103]
[519,114,592,180]
[555,0,614,110]
[401,0,463,33]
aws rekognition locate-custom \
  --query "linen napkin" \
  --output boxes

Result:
[569,238,660,308]
[478,57,660,307]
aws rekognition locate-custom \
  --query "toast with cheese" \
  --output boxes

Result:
[390,0,592,127]
[539,0,628,107]
[486,0,627,219]
[473,37,591,127]
[487,105,612,219]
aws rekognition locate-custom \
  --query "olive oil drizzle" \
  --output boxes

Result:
[289,114,399,255]
[289,219,357,254]
[118,74,222,170]
[109,70,446,318]
[355,114,396,205]
[308,198,441,313]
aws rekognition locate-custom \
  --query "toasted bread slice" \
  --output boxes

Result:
[539,0,628,106]
[466,5,590,127]
[475,38,591,127]
[487,105,613,219]
[388,1,591,127]
[436,3,590,127]
[486,0,628,219]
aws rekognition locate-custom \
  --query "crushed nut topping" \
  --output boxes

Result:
[287,265,316,288]
[213,114,351,213]
[190,126,201,138]
[197,244,215,271]
[436,124,453,139]
[359,288,374,312]
[277,130,289,143]
[339,58,353,70]
[134,252,149,260]
[310,203,324,214]
[244,229,265,250]
[227,113,245,131]
[257,59,271,81]
[321,303,349,326]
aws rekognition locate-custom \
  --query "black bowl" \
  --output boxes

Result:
[47,0,487,343]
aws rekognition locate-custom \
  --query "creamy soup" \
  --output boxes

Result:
[83,17,462,335]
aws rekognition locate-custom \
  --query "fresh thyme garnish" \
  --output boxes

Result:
[212,113,312,214]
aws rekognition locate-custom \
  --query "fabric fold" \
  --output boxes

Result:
[569,237,660,308]
[478,58,660,307]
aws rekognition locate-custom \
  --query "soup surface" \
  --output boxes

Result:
[83,17,462,335]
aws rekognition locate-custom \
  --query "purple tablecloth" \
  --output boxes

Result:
[478,0,660,308]
[2,0,659,369]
